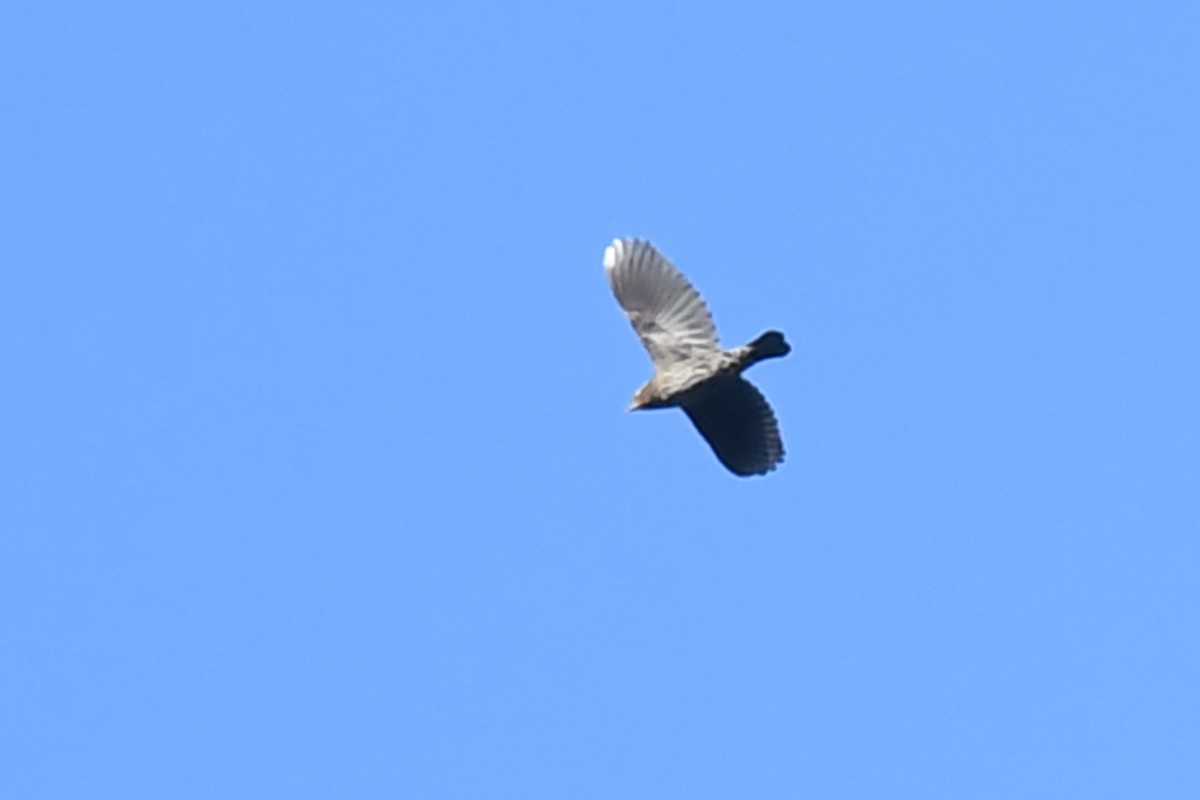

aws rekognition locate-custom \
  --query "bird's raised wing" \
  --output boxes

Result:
[682,377,784,476]
[604,238,721,369]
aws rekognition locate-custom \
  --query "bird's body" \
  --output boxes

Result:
[604,238,790,477]
[630,331,790,409]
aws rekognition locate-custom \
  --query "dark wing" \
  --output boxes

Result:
[604,238,721,369]
[682,377,784,476]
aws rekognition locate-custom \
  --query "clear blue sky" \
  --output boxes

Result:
[3,2,1198,797]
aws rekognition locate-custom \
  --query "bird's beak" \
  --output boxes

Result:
[627,398,642,412]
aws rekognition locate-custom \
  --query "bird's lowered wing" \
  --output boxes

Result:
[682,377,784,476]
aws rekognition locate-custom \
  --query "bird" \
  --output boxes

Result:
[604,237,790,477]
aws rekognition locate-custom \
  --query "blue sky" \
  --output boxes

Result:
[3,2,1198,797]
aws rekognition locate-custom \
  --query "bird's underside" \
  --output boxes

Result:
[604,237,790,477]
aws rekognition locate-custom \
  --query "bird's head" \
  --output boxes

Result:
[628,384,658,412]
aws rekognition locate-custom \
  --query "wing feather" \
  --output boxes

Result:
[604,238,721,368]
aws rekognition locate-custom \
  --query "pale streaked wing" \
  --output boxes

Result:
[682,377,784,476]
[604,238,721,368]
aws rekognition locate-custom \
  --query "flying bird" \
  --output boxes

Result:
[604,238,790,477]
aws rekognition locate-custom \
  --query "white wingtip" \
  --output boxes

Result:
[603,238,622,271]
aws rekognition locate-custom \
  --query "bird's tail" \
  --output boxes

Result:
[744,330,791,366]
